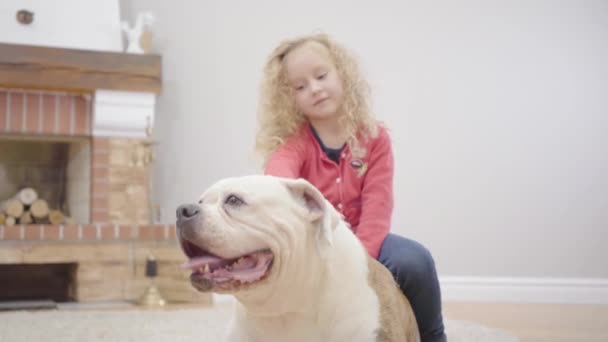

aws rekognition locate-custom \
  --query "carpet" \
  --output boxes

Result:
[0,303,519,342]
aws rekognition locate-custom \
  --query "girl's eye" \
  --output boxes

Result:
[317,73,327,80]
[295,85,305,91]
[225,194,245,206]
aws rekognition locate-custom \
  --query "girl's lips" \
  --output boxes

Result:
[314,97,329,106]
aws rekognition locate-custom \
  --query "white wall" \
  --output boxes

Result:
[121,0,608,286]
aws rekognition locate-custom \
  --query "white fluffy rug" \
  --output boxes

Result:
[0,304,519,342]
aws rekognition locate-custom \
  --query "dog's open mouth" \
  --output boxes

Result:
[179,240,274,292]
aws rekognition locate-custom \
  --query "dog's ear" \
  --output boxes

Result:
[282,178,339,257]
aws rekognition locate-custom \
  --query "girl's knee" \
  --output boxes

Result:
[388,237,437,281]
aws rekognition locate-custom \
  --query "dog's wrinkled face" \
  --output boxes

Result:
[176,175,338,294]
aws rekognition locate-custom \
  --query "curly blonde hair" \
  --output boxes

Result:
[255,33,378,164]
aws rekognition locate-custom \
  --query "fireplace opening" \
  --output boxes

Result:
[0,263,78,302]
[0,138,91,224]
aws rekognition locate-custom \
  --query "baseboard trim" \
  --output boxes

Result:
[440,276,608,304]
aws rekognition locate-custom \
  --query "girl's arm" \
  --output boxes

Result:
[354,128,394,259]
[264,139,305,178]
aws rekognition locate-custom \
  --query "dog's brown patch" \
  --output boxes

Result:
[367,256,420,342]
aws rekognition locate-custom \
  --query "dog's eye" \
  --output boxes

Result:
[224,194,244,206]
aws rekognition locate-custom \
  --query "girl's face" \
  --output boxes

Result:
[284,41,345,123]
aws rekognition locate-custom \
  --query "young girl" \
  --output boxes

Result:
[256,33,446,342]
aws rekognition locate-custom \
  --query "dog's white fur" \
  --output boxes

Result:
[185,175,407,342]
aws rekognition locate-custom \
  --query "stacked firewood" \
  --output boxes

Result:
[0,188,71,226]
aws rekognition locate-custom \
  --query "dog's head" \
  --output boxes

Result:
[176,175,340,294]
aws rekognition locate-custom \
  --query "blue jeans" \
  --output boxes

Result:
[378,233,447,342]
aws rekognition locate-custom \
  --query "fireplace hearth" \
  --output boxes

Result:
[0,43,209,305]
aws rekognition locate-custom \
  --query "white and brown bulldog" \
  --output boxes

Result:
[176,175,419,342]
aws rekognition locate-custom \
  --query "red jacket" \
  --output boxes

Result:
[264,124,394,258]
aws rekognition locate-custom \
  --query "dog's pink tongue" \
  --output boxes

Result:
[212,252,273,283]
[234,252,273,281]
[211,268,265,282]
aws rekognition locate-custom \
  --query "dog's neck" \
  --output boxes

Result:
[233,247,329,316]
[233,222,369,318]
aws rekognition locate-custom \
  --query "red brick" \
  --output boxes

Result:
[91,211,109,224]
[92,150,109,166]
[0,91,7,132]
[91,197,108,211]
[63,225,80,240]
[3,225,22,240]
[82,224,98,240]
[23,225,41,240]
[8,92,24,133]
[100,224,116,240]
[92,166,109,180]
[118,225,135,240]
[166,225,177,240]
[41,94,56,135]
[91,184,110,205]
[138,225,156,240]
[43,225,60,240]
[92,137,109,151]
[25,92,40,134]
[57,95,71,135]
[73,96,89,136]
[155,225,167,240]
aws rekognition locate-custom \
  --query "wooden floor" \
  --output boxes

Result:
[443,301,608,342]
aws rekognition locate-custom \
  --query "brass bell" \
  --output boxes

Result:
[137,255,167,307]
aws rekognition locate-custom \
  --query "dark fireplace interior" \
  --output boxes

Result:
[0,263,78,303]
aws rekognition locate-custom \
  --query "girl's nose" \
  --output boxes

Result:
[309,79,322,93]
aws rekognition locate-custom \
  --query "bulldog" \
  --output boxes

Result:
[176,175,419,342]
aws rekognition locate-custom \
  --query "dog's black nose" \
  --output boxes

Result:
[176,204,201,220]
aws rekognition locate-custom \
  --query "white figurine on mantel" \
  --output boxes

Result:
[121,12,155,54]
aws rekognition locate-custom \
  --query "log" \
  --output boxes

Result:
[17,188,38,206]
[4,199,24,218]
[19,211,33,225]
[33,216,50,224]
[48,210,65,225]
[30,199,49,219]
[5,216,16,226]
[0,213,5,225]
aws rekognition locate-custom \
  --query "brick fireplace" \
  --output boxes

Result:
[0,43,209,305]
